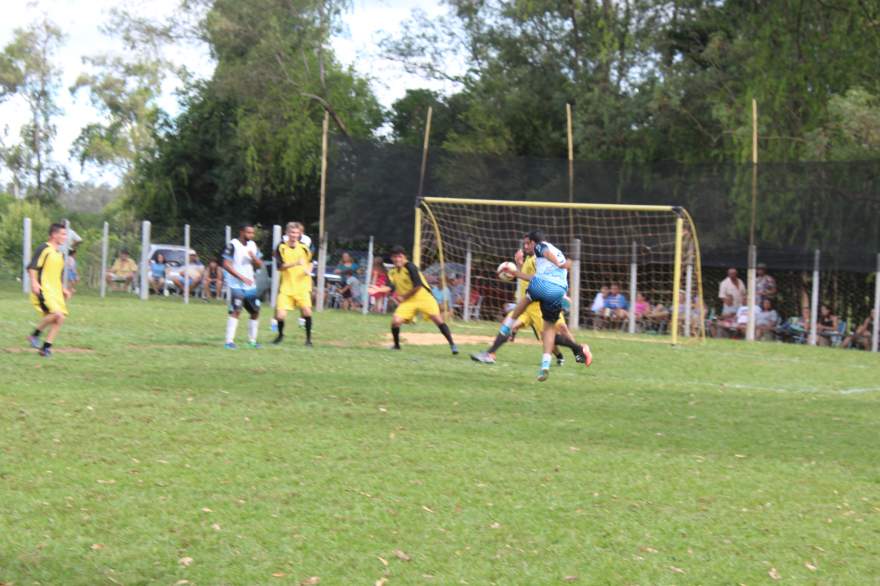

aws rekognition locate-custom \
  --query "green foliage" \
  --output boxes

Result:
[0,198,51,276]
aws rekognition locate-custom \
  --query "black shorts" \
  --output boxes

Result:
[228,288,260,316]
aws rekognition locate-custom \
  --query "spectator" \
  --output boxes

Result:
[172,252,205,294]
[603,283,629,320]
[334,251,359,278]
[710,294,738,337]
[338,272,362,310]
[755,298,779,340]
[756,263,777,302]
[633,291,650,319]
[106,249,138,291]
[205,259,224,299]
[449,274,466,307]
[842,309,875,350]
[59,219,82,254]
[591,285,609,314]
[369,258,389,312]
[816,303,839,346]
[718,268,746,309]
[64,248,79,291]
[149,253,167,295]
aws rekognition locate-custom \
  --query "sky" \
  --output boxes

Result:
[0,0,456,187]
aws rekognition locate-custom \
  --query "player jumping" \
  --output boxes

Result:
[222,223,264,349]
[472,246,591,367]
[26,223,72,357]
[273,221,313,346]
[368,245,458,354]
[501,231,590,381]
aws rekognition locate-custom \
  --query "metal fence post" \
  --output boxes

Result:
[463,240,472,321]
[22,217,31,294]
[872,253,880,353]
[628,241,637,334]
[270,224,281,309]
[183,224,191,304]
[224,225,232,304]
[99,222,108,298]
[746,245,757,341]
[568,238,581,329]
[809,249,820,346]
[140,220,151,301]
[316,233,328,311]
[362,236,374,315]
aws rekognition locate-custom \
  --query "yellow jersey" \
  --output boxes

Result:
[517,254,537,299]
[28,242,64,295]
[275,241,313,295]
[388,262,430,297]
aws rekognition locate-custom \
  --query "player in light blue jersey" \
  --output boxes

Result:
[497,230,592,381]
[222,223,264,349]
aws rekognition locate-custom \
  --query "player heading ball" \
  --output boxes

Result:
[368,246,458,354]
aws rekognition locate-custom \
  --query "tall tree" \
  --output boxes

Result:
[0,18,68,203]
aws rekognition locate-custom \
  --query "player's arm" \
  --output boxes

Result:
[542,246,566,268]
[398,263,424,301]
[248,249,264,269]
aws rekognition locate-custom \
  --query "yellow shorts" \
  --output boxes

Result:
[31,290,68,316]
[394,289,440,322]
[277,291,312,311]
[511,302,563,334]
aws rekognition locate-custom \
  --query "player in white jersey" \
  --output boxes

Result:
[222,223,264,349]
[497,230,589,381]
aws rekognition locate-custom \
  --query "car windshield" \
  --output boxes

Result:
[153,249,187,266]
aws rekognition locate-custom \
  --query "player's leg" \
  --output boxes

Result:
[226,290,244,348]
[498,295,532,336]
[244,295,261,348]
[537,319,557,381]
[300,305,313,346]
[472,307,535,364]
[390,314,404,350]
[273,305,288,344]
[427,313,458,354]
[28,312,56,348]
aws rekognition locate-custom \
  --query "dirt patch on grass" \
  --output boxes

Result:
[384,332,542,346]
[3,346,94,354]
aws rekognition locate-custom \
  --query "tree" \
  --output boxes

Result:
[0,18,68,203]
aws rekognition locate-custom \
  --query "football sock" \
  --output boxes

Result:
[437,323,454,346]
[554,349,564,360]
[304,316,312,342]
[276,319,285,336]
[487,332,509,354]
[248,319,259,343]
[499,316,516,336]
[31,329,41,337]
[541,353,552,370]
[554,334,582,356]
[391,326,401,348]
[226,317,239,344]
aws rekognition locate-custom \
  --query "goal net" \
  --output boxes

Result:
[415,197,705,343]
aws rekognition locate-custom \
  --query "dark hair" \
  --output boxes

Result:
[238,222,253,232]
[524,230,544,243]
[390,245,407,256]
[120,248,130,255]
[49,223,66,235]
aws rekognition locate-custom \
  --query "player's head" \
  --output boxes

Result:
[48,223,67,245]
[238,223,255,242]
[390,245,407,267]
[285,221,303,243]
[522,230,544,254]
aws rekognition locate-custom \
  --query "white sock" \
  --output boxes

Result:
[541,353,552,369]
[226,317,238,344]
[502,317,516,329]
[248,319,259,343]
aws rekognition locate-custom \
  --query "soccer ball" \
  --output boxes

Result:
[496,261,517,282]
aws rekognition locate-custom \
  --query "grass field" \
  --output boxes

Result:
[2,284,879,585]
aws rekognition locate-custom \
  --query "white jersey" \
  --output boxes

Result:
[533,241,568,287]
[222,238,261,290]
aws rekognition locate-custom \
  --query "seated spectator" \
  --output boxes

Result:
[816,303,839,346]
[756,263,777,302]
[591,285,609,314]
[172,252,204,293]
[634,292,650,319]
[338,272,362,310]
[755,298,779,340]
[449,274,465,306]
[65,248,79,292]
[710,294,738,337]
[334,251,359,279]
[369,258,388,312]
[106,249,138,290]
[842,310,875,350]
[603,283,629,320]
[204,259,224,299]
[149,253,167,295]
[718,268,746,309]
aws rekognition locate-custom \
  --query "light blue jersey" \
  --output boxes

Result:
[533,241,568,288]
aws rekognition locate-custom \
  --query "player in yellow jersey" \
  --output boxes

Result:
[272,222,314,346]
[368,245,458,354]
[471,246,592,366]
[26,223,72,358]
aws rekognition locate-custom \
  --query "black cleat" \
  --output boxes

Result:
[272,334,284,345]
[305,340,313,347]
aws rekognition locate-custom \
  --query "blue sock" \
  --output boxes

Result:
[541,353,551,370]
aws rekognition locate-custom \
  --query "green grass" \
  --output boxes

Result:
[1,285,879,585]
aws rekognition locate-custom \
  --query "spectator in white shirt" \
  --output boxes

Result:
[718,268,746,309]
